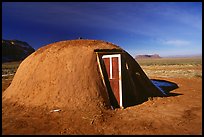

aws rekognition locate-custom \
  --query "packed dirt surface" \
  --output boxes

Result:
[2,76,202,135]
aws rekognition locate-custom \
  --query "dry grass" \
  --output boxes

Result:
[136,57,202,78]
[136,57,202,66]
[2,61,21,76]
[2,61,21,92]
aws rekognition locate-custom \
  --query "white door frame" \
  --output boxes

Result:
[102,54,122,107]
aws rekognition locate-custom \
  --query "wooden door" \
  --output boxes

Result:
[102,54,122,107]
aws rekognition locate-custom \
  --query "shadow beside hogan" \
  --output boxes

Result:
[150,79,182,97]
[122,79,181,108]
[167,92,183,97]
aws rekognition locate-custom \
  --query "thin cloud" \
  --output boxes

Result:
[150,2,202,30]
[162,39,191,47]
[3,2,201,37]
[2,2,202,57]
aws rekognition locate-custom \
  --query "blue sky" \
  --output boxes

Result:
[2,2,202,57]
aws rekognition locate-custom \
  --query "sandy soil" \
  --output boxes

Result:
[2,76,202,135]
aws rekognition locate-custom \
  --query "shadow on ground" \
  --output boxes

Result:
[150,79,182,97]
[123,79,181,108]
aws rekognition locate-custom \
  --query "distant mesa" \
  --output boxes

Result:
[2,39,35,63]
[135,54,161,59]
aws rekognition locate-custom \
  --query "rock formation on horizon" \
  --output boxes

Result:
[2,39,35,63]
[135,54,161,59]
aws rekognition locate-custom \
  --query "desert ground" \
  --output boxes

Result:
[2,57,202,135]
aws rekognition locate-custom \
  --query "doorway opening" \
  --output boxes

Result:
[95,49,124,108]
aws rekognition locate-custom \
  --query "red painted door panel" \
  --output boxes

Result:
[103,58,110,78]
[102,56,120,106]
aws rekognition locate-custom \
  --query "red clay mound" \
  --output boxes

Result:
[3,39,162,113]
[2,40,124,112]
